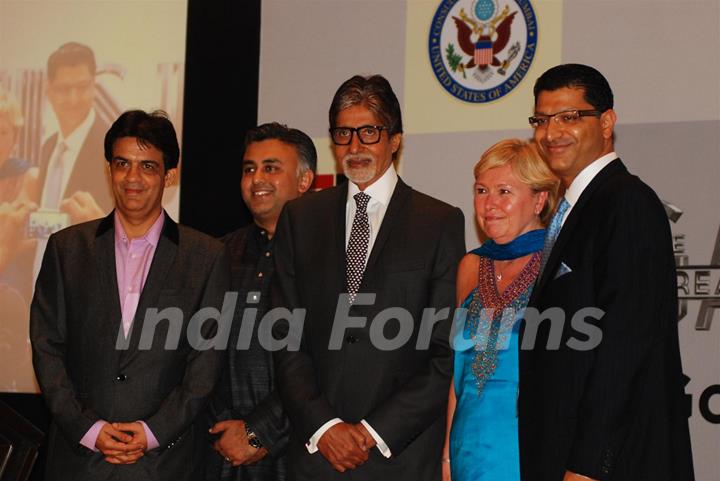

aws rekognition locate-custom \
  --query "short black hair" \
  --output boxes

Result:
[104,110,180,170]
[47,42,96,81]
[533,64,614,112]
[244,122,317,174]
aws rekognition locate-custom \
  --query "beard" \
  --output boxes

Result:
[342,153,376,186]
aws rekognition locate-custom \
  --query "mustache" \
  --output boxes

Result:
[250,181,275,192]
[342,153,374,164]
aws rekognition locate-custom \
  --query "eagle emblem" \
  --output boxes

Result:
[428,0,538,103]
[453,6,516,72]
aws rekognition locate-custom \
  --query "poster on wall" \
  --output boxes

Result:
[0,0,188,393]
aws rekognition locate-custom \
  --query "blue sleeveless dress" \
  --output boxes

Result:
[449,252,540,480]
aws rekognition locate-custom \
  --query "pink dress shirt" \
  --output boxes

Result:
[79,211,165,451]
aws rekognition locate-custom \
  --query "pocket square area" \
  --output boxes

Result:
[555,262,572,279]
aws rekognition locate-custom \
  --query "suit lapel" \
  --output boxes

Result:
[334,182,349,293]
[66,117,101,193]
[339,178,411,293]
[93,213,124,362]
[532,159,627,299]
[120,213,179,365]
[37,133,59,195]
[366,178,411,270]
[66,118,114,212]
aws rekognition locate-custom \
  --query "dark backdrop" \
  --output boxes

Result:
[0,1,262,478]
[180,0,260,235]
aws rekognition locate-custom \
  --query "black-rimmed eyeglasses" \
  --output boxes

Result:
[330,125,387,145]
[528,109,602,128]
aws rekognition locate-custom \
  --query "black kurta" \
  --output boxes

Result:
[206,223,289,481]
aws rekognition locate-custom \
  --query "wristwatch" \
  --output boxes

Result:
[245,423,263,449]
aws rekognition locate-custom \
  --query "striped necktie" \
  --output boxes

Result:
[539,197,570,278]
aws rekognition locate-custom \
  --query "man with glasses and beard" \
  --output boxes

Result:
[272,74,465,480]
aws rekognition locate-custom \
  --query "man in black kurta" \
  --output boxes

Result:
[205,122,316,481]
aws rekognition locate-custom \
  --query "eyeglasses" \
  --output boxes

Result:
[330,125,386,145]
[49,80,94,98]
[528,109,602,128]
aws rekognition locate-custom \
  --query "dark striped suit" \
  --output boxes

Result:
[519,159,694,481]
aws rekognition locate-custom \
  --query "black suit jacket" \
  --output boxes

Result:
[38,115,114,212]
[519,159,694,481]
[272,178,465,481]
[30,212,231,481]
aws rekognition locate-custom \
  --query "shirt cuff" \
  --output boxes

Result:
[361,419,392,458]
[306,418,342,454]
[138,421,160,451]
[79,420,107,452]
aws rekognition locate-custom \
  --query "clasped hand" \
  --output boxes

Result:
[317,422,377,472]
[209,419,268,466]
[95,421,148,465]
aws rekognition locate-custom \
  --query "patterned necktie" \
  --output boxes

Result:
[539,197,570,278]
[346,192,371,304]
[44,141,69,209]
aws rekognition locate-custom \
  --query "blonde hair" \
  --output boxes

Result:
[0,88,24,131]
[474,138,560,225]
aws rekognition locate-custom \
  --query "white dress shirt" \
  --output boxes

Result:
[39,109,96,207]
[561,152,618,227]
[344,163,398,252]
[306,164,399,459]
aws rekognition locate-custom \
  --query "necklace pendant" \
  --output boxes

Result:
[495,272,502,281]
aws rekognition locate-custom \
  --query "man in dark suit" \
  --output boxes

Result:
[39,41,113,221]
[205,122,316,481]
[272,74,465,480]
[519,64,694,481]
[31,110,230,480]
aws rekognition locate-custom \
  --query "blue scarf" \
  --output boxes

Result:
[471,228,545,260]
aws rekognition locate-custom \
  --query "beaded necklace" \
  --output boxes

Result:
[465,252,540,395]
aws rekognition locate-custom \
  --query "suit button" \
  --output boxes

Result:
[345,335,358,344]
[116,373,127,382]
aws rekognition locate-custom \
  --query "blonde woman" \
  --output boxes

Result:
[0,88,38,202]
[443,139,559,480]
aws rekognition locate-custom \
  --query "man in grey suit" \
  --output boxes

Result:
[39,41,113,222]
[10,42,113,309]
[31,110,230,480]
[272,74,465,480]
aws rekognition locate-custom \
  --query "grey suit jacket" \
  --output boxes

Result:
[272,178,465,481]
[30,211,231,481]
[38,115,114,213]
